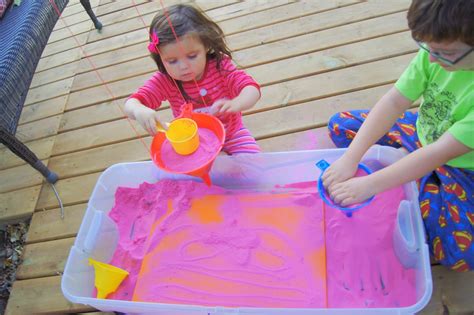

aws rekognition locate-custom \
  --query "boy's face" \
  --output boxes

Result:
[160,34,207,82]
[425,41,473,71]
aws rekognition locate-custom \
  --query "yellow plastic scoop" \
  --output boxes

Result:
[89,258,129,299]
[163,118,199,155]
[156,121,170,133]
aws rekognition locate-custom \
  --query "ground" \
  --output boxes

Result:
[0,221,28,314]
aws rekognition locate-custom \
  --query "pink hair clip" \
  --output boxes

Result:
[148,31,160,54]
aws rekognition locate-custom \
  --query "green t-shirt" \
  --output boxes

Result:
[395,50,474,170]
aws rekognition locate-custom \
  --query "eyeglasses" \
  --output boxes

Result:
[416,41,473,66]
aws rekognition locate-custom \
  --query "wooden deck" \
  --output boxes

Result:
[1,0,473,314]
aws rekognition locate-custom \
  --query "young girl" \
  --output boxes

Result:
[322,0,473,271]
[125,4,261,155]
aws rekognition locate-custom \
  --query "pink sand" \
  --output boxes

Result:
[290,182,417,308]
[106,179,416,308]
[161,128,220,172]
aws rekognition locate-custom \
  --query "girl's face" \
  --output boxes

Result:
[159,34,208,81]
[424,40,473,71]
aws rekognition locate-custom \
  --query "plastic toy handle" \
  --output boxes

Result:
[396,200,416,250]
[393,200,419,268]
[315,159,330,172]
[179,103,194,119]
[156,121,170,133]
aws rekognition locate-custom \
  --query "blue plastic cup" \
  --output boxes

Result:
[316,159,374,217]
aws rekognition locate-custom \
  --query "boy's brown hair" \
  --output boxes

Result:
[407,0,474,46]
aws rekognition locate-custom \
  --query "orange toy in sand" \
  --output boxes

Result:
[150,103,225,185]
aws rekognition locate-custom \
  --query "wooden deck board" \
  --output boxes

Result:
[0,137,55,170]
[51,54,405,158]
[29,60,80,89]
[0,162,45,194]
[71,20,410,92]
[24,77,74,106]
[16,237,76,280]
[48,20,93,44]
[73,0,398,79]
[26,204,87,244]
[3,1,473,314]
[71,8,408,77]
[15,115,62,143]
[36,172,102,210]
[62,51,413,140]
[18,96,68,125]
[226,1,410,51]
[0,186,41,223]
[219,0,358,35]
[86,0,240,44]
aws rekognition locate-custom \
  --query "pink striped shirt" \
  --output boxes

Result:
[130,56,260,138]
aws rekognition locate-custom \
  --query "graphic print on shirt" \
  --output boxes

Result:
[420,82,456,143]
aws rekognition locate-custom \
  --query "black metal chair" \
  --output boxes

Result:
[0,0,102,218]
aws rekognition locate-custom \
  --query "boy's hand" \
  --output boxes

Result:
[133,106,166,136]
[329,176,375,206]
[321,154,359,190]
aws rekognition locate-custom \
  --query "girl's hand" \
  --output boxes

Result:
[210,86,260,116]
[329,176,375,206]
[321,154,359,190]
[133,106,166,136]
[211,98,243,115]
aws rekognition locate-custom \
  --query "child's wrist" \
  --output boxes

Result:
[367,171,392,196]
[342,150,362,166]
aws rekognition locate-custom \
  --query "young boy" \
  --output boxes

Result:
[322,0,473,271]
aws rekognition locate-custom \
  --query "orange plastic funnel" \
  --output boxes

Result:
[150,103,225,185]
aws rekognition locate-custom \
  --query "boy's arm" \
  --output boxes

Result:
[341,86,413,162]
[330,132,472,206]
[322,87,414,188]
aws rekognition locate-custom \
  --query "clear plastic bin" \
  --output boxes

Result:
[62,147,432,315]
